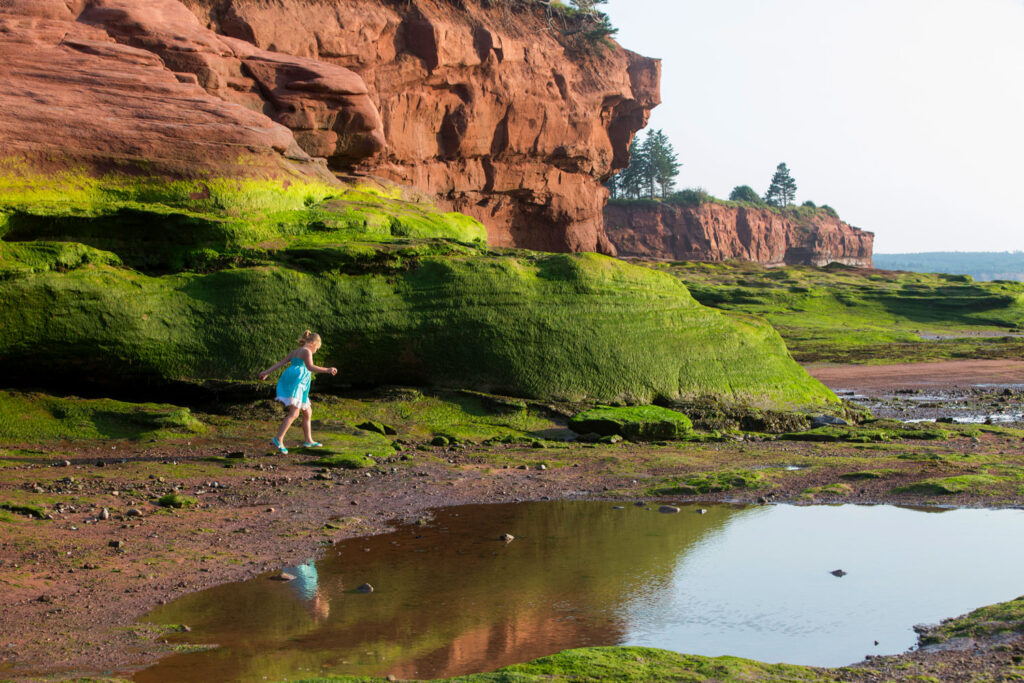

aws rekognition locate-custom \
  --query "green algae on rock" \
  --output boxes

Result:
[569,405,694,440]
[282,646,840,682]
[0,170,834,408]
[0,391,205,443]
[0,248,834,406]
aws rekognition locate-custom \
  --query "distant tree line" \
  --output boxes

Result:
[608,148,841,218]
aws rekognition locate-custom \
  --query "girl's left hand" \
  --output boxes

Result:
[329,367,338,376]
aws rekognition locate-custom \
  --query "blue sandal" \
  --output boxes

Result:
[302,441,323,448]
[271,437,288,454]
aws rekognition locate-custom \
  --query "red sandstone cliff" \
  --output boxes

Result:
[0,0,659,253]
[604,201,874,267]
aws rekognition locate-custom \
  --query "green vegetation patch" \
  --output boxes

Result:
[287,646,837,682]
[839,469,899,481]
[156,494,197,509]
[781,423,952,444]
[919,595,1024,645]
[649,260,1024,364]
[0,391,204,443]
[308,454,375,470]
[569,405,694,440]
[653,469,768,496]
[0,501,47,519]
[893,475,1004,495]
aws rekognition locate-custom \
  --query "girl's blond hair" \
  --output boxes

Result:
[298,329,321,346]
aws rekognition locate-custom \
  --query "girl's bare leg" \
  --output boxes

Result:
[275,406,301,444]
[301,407,313,443]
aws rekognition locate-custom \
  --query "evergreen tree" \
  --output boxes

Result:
[648,129,681,198]
[729,185,762,203]
[617,137,647,199]
[607,130,681,200]
[764,163,798,207]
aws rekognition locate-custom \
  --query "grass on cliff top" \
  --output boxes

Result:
[0,243,835,407]
[0,391,205,445]
[647,260,1024,364]
[285,646,839,682]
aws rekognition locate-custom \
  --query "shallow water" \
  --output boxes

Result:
[134,502,1024,682]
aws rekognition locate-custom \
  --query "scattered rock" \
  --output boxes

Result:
[270,572,295,581]
[356,583,374,593]
[430,436,450,447]
[696,509,707,514]
[358,421,397,435]
[811,415,849,428]
[125,508,143,518]
[536,464,547,471]
[265,507,276,513]
[99,508,110,521]
[500,533,515,542]
[108,540,124,549]
[658,505,681,514]
[831,569,848,577]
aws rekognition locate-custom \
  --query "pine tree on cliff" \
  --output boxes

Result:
[764,163,798,207]
[647,130,681,198]
[617,138,648,200]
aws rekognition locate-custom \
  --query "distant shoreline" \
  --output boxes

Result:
[874,251,1024,281]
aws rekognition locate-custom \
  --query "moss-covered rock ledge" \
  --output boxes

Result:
[0,171,834,407]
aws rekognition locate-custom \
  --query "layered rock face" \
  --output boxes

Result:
[182,0,659,253]
[604,202,874,267]
[0,0,658,252]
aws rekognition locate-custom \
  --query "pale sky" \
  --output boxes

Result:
[603,0,1024,253]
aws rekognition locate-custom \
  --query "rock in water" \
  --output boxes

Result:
[500,533,515,542]
[831,569,848,577]
[658,505,681,514]
[270,572,295,581]
[356,583,374,593]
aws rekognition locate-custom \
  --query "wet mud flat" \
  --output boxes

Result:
[809,360,1024,424]
[5,361,1024,681]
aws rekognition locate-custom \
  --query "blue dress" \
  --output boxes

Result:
[276,357,312,411]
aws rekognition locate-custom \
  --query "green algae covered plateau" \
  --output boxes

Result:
[0,172,833,407]
[655,260,1024,364]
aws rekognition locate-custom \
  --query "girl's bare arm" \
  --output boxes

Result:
[299,348,338,375]
[258,356,290,380]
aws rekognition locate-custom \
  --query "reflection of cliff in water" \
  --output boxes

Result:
[135,501,742,683]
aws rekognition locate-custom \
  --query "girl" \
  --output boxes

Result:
[258,330,337,454]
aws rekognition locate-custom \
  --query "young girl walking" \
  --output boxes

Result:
[258,330,337,454]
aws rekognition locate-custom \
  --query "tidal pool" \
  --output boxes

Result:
[134,502,1024,682]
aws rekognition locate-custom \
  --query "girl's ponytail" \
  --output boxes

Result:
[298,329,320,346]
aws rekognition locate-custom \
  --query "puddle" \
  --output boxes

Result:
[133,502,1024,682]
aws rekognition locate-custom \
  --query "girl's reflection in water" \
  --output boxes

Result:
[286,560,331,623]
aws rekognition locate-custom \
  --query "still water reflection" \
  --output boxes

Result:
[134,502,1024,682]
